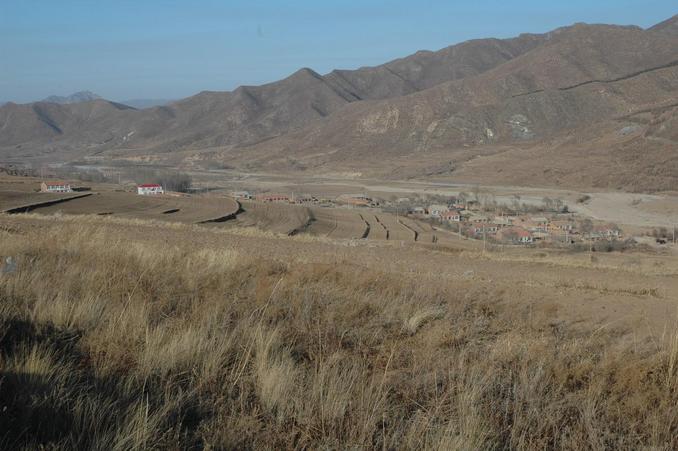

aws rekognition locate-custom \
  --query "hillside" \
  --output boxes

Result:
[649,14,678,35]
[4,212,678,449]
[0,33,545,158]
[1,16,678,191]
[234,23,678,191]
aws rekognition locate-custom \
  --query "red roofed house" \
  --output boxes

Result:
[496,226,533,244]
[472,224,498,235]
[256,194,291,203]
[40,181,72,193]
[137,184,164,195]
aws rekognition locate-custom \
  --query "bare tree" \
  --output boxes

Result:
[542,197,554,211]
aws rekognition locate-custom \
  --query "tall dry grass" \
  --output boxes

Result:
[1,221,678,449]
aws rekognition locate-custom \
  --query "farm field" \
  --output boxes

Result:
[371,213,415,241]
[306,207,368,239]
[398,216,438,243]
[217,201,467,244]
[227,200,311,235]
[365,214,388,240]
[0,190,87,212]
[13,191,239,224]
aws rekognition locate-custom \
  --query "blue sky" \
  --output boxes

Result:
[1,0,676,103]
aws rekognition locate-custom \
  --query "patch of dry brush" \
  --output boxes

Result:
[1,222,678,449]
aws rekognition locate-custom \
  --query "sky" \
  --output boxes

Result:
[1,0,676,103]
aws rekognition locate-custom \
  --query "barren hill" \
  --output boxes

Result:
[0,32,545,159]
[1,16,678,192]
[649,14,678,35]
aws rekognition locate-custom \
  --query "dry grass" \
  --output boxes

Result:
[2,220,678,449]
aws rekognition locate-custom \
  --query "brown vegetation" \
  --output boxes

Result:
[2,218,678,449]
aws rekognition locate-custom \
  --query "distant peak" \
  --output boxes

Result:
[290,67,322,79]
[42,91,102,104]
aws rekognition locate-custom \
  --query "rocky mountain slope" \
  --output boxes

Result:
[1,15,678,191]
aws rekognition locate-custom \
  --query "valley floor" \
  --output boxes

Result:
[3,174,678,448]
[189,169,678,228]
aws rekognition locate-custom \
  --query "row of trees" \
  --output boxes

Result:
[120,167,193,193]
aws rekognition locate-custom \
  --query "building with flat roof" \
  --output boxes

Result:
[137,184,164,195]
[40,181,72,193]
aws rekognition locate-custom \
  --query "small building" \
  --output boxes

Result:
[472,224,498,235]
[496,226,533,244]
[468,214,491,223]
[591,224,621,240]
[256,194,291,203]
[440,210,462,222]
[528,217,550,232]
[493,216,514,227]
[294,195,318,204]
[230,191,252,200]
[549,220,575,233]
[41,181,72,193]
[428,204,449,218]
[137,184,164,195]
[337,194,373,207]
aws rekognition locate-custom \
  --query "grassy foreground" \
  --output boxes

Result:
[1,220,678,450]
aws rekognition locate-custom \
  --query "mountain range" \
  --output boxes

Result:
[41,91,102,104]
[1,14,678,192]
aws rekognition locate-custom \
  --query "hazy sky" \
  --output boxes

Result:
[1,0,676,103]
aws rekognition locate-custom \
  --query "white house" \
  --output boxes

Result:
[230,191,252,200]
[440,210,462,222]
[428,204,449,218]
[40,181,72,193]
[137,184,164,195]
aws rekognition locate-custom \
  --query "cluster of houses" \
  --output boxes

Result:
[408,201,621,245]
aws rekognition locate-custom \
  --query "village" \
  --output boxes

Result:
[228,189,624,246]
[24,177,629,247]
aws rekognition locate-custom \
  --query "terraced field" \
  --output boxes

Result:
[16,192,239,224]
[303,207,440,242]
[366,214,388,240]
[231,201,312,235]
[399,216,438,243]
[372,213,415,241]
[0,191,89,212]
[306,207,367,239]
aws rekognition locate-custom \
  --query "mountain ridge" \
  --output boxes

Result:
[42,90,102,104]
[1,15,678,192]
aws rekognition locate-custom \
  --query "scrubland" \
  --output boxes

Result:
[2,218,678,449]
